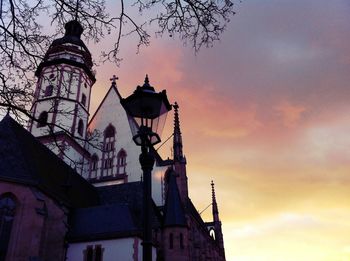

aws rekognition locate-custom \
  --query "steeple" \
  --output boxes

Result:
[173,102,184,162]
[171,102,188,201]
[211,180,219,222]
[211,180,225,259]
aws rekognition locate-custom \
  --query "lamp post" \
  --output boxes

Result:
[121,75,172,261]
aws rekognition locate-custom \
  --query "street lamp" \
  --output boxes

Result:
[121,75,172,261]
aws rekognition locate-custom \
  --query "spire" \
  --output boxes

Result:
[211,180,225,258]
[211,180,219,222]
[173,102,183,162]
[143,74,150,87]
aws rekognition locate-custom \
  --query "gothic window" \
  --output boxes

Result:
[44,85,54,97]
[104,125,115,138]
[90,154,99,179]
[0,194,16,261]
[103,158,113,169]
[117,149,127,175]
[37,111,48,127]
[169,233,174,249]
[77,119,84,136]
[81,94,87,106]
[102,125,116,177]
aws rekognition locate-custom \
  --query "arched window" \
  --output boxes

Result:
[0,194,16,261]
[44,85,54,97]
[90,154,99,179]
[81,94,86,106]
[37,111,48,127]
[101,125,116,177]
[117,149,127,175]
[209,228,216,240]
[77,119,84,136]
[104,125,115,138]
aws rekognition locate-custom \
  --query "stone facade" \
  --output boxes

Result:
[0,182,67,261]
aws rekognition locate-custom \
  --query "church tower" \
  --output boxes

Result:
[28,20,95,174]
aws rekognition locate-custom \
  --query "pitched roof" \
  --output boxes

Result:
[97,182,161,229]
[0,115,99,208]
[68,203,139,241]
[163,170,187,227]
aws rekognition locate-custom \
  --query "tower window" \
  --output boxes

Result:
[0,194,16,261]
[37,111,48,127]
[81,94,87,106]
[44,85,54,97]
[77,119,84,136]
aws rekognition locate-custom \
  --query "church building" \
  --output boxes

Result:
[0,20,226,261]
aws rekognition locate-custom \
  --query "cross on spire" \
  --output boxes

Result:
[110,75,119,86]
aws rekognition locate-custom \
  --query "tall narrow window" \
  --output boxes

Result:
[44,85,54,97]
[85,246,93,261]
[102,124,116,177]
[81,94,86,106]
[117,149,127,175]
[77,119,84,136]
[90,154,99,179]
[95,245,102,261]
[104,158,113,169]
[180,233,184,249]
[169,233,174,249]
[37,111,48,127]
[0,194,16,261]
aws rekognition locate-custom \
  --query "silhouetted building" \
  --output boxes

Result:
[0,20,225,261]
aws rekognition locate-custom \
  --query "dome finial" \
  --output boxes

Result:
[64,20,83,38]
[143,74,150,87]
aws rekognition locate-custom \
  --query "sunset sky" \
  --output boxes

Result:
[78,0,350,260]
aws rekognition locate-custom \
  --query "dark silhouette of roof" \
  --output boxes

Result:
[163,170,187,227]
[68,203,139,241]
[97,182,161,229]
[0,114,99,208]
